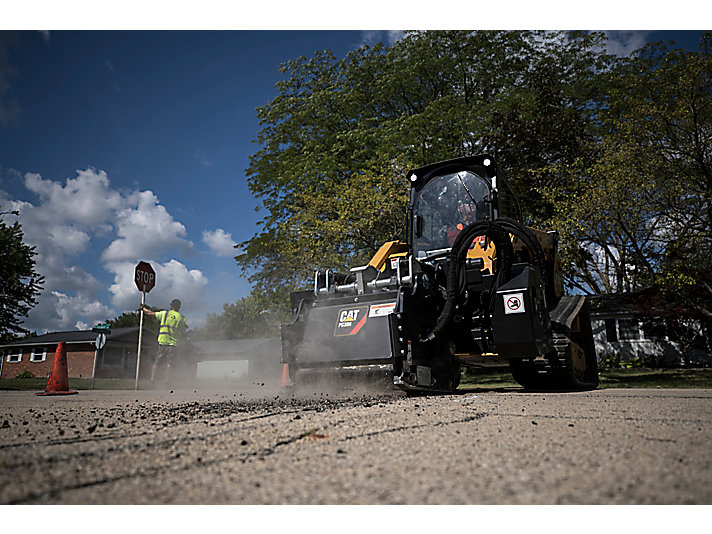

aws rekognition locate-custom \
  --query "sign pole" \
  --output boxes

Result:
[134,289,146,390]
[91,348,98,389]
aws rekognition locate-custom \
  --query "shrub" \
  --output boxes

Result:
[14,370,35,379]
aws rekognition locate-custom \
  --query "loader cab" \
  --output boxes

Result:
[408,154,519,259]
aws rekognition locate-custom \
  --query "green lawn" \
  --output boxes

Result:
[0,377,137,391]
[2,368,712,391]
[460,367,712,389]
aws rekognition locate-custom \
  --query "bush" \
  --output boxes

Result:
[14,370,35,379]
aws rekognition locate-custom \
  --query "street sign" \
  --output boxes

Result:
[92,323,111,333]
[134,261,156,293]
[95,333,107,350]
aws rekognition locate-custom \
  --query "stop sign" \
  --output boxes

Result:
[134,261,156,293]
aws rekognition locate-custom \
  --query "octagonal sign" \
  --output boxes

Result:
[134,261,156,293]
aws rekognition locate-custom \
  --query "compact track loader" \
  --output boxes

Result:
[280,154,599,393]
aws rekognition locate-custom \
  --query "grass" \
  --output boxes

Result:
[0,377,138,391]
[459,367,712,390]
[598,368,712,389]
[2,368,712,391]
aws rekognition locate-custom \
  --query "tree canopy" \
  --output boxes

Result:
[545,33,712,319]
[238,30,610,293]
[222,30,711,337]
[0,209,44,342]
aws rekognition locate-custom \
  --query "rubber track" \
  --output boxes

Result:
[534,296,594,389]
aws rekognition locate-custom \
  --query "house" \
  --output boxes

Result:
[0,327,158,381]
[588,293,712,367]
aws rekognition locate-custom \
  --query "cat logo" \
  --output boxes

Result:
[334,306,369,336]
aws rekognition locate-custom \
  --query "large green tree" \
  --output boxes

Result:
[192,290,290,340]
[238,30,610,294]
[0,209,44,342]
[544,33,712,319]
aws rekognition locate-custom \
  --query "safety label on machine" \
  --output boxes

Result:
[369,302,396,318]
[504,292,525,314]
[334,305,369,336]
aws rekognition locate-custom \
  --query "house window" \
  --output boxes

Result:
[30,348,47,362]
[605,319,618,342]
[619,318,642,340]
[642,319,666,341]
[6,350,22,363]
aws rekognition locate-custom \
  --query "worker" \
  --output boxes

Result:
[140,299,187,387]
[446,201,480,245]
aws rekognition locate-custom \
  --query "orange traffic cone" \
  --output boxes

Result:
[280,363,292,387]
[36,342,78,396]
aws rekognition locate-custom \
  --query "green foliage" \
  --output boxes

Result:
[598,352,675,370]
[192,289,291,340]
[240,30,610,292]
[539,32,712,318]
[0,208,44,343]
[14,370,35,379]
[107,307,160,333]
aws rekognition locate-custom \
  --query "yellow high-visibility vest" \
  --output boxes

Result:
[156,310,186,346]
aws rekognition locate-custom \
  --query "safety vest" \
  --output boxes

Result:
[157,310,186,346]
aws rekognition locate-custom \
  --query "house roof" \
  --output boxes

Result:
[588,289,681,317]
[0,327,156,349]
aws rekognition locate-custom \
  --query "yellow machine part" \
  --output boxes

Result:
[368,227,564,297]
[368,240,410,271]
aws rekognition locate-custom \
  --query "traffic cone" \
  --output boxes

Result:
[36,342,78,396]
[280,363,292,387]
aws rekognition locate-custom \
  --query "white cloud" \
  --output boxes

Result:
[603,31,652,57]
[202,228,236,257]
[4,167,210,333]
[101,189,193,263]
[107,259,209,325]
[24,168,122,226]
[359,31,404,47]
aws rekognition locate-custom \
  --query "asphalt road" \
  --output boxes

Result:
[1,384,711,504]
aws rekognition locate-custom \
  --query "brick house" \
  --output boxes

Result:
[0,328,158,381]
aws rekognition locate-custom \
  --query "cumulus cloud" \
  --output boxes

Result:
[24,169,123,226]
[202,228,236,257]
[3,167,210,333]
[101,189,193,263]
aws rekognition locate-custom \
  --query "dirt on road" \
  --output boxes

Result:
[1,385,711,504]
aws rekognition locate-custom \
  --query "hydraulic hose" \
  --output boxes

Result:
[421,220,514,342]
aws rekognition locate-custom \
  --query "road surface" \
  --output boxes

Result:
[1,385,711,504]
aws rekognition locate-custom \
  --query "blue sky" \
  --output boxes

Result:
[0,23,707,333]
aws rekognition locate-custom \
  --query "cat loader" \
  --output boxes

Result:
[280,154,599,393]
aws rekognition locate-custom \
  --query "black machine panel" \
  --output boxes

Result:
[292,293,398,366]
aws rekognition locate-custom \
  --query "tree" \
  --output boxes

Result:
[239,30,610,293]
[0,209,44,343]
[543,33,712,317]
[107,307,160,333]
[191,289,290,340]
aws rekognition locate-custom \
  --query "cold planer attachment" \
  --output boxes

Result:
[281,154,599,393]
[280,247,406,388]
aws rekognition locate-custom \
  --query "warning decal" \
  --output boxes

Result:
[369,302,396,318]
[334,306,369,336]
[504,292,525,315]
